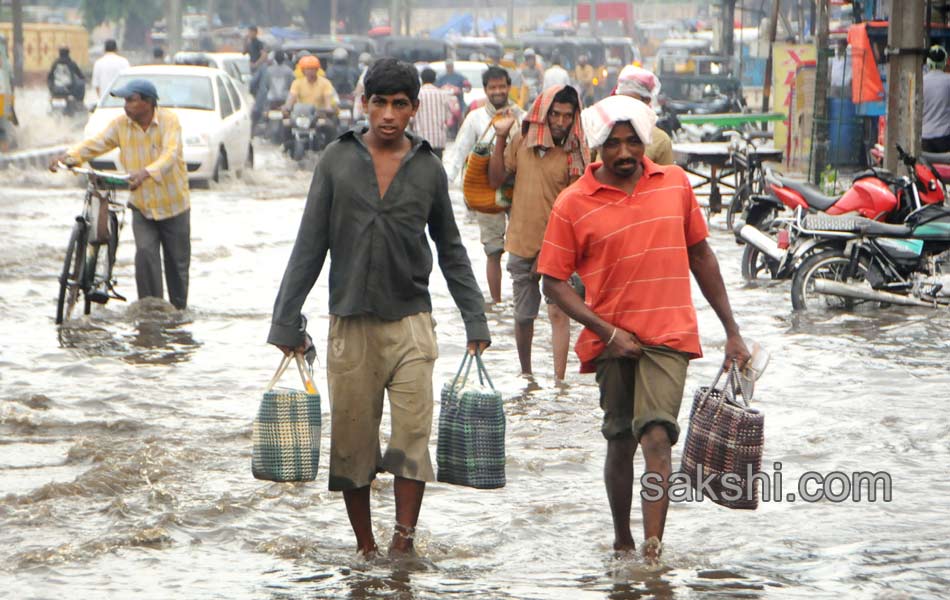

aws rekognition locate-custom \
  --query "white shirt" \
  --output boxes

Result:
[542,65,572,90]
[92,52,131,96]
[443,103,525,183]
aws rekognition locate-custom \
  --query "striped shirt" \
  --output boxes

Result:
[412,83,455,149]
[537,158,708,372]
[67,108,190,220]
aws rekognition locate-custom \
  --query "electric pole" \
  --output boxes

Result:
[761,0,781,114]
[167,0,183,56]
[721,0,735,59]
[809,0,830,183]
[884,0,926,172]
[508,0,515,40]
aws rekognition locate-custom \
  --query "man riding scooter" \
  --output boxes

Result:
[47,47,86,116]
[282,55,338,159]
[255,50,296,142]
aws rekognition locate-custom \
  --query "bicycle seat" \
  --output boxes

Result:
[774,176,839,211]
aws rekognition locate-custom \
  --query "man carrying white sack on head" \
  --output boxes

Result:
[611,65,674,165]
[539,95,749,564]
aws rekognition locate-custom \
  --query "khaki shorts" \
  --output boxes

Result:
[476,211,507,256]
[325,312,438,491]
[507,253,584,323]
[595,345,689,444]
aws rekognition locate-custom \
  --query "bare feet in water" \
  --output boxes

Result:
[642,536,663,566]
[388,523,416,557]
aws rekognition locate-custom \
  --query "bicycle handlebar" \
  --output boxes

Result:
[56,162,131,185]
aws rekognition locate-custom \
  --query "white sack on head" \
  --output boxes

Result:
[616,64,660,100]
[581,95,658,150]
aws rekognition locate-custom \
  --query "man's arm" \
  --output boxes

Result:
[52,118,120,168]
[687,239,750,368]
[543,275,643,358]
[487,117,517,189]
[428,168,491,346]
[268,160,333,349]
[443,111,479,183]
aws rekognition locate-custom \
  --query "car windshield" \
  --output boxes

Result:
[101,74,215,111]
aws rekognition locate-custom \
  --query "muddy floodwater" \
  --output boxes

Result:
[2,142,949,599]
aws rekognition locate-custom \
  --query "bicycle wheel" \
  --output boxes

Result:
[726,182,750,231]
[83,242,104,316]
[56,222,87,324]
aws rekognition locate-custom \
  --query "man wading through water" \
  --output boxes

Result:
[443,65,526,305]
[268,58,491,558]
[488,85,589,384]
[538,96,749,563]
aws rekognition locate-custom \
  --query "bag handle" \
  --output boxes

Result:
[698,362,750,409]
[265,352,318,395]
[474,351,496,391]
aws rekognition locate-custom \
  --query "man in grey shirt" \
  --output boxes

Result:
[269,58,490,559]
[923,45,950,153]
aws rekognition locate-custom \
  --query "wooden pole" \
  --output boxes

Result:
[884,0,926,172]
[721,0,736,58]
[508,0,516,39]
[761,0,781,113]
[809,0,830,184]
[330,0,338,35]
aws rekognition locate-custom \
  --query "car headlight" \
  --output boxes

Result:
[184,133,210,147]
[295,116,312,128]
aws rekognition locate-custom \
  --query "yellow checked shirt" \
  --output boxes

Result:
[67,108,190,221]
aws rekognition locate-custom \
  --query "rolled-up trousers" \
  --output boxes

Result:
[131,207,191,310]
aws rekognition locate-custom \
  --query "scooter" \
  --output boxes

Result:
[735,146,946,282]
[286,105,338,162]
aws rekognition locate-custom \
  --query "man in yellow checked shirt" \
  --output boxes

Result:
[50,79,191,310]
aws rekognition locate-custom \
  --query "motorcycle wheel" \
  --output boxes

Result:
[726,183,749,231]
[292,138,306,162]
[791,249,874,312]
[740,244,781,282]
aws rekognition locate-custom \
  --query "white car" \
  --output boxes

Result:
[84,65,253,184]
[174,51,251,88]
[427,60,488,108]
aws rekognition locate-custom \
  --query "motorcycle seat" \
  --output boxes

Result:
[861,220,913,237]
[921,151,950,165]
[775,176,839,211]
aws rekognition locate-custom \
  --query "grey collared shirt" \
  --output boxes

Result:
[268,128,490,347]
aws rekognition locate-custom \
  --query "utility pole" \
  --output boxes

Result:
[474,0,481,37]
[884,0,926,172]
[508,0,515,39]
[809,0,830,184]
[590,1,598,37]
[390,0,400,34]
[330,0,338,35]
[11,0,23,87]
[721,0,736,59]
[207,0,216,33]
[761,0,781,114]
[167,0,183,56]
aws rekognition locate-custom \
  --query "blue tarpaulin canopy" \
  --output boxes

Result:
[431,14,506,38]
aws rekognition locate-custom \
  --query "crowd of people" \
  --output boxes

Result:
[47,34,753,567]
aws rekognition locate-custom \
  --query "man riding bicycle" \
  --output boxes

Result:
[49,79,192,310]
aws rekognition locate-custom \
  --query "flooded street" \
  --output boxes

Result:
[2,142,949,599]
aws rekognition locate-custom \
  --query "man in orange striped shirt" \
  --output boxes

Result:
[538,97,749,563]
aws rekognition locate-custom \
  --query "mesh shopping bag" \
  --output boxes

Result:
[252,353,322,482]
[436,352,506,489]
[680,364,764,510]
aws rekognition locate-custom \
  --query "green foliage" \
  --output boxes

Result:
[80,0,163,30]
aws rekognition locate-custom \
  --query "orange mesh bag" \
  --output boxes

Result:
[462,119,506,214]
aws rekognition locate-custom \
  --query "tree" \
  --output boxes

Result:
[81,0,164,50]
[303,0,373,34]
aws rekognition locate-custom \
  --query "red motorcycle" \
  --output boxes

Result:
[735,147,946,281]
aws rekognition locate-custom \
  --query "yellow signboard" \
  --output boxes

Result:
[771,43,817,157]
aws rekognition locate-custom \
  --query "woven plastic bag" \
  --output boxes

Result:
[436,352,506,489]
[679,364,764,510]
[252,353,322,482]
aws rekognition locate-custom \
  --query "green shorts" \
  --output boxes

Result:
[595,345,689,444]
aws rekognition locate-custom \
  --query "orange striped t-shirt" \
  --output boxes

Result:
[537,157,708,373]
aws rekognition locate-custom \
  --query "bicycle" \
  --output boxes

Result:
[54,162,130,324]
[726,131,781,230]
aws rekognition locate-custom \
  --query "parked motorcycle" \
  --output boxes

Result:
[734,147,946,282]
[790,203,950,311]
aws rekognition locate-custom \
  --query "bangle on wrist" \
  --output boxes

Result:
[606,327,618,346]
